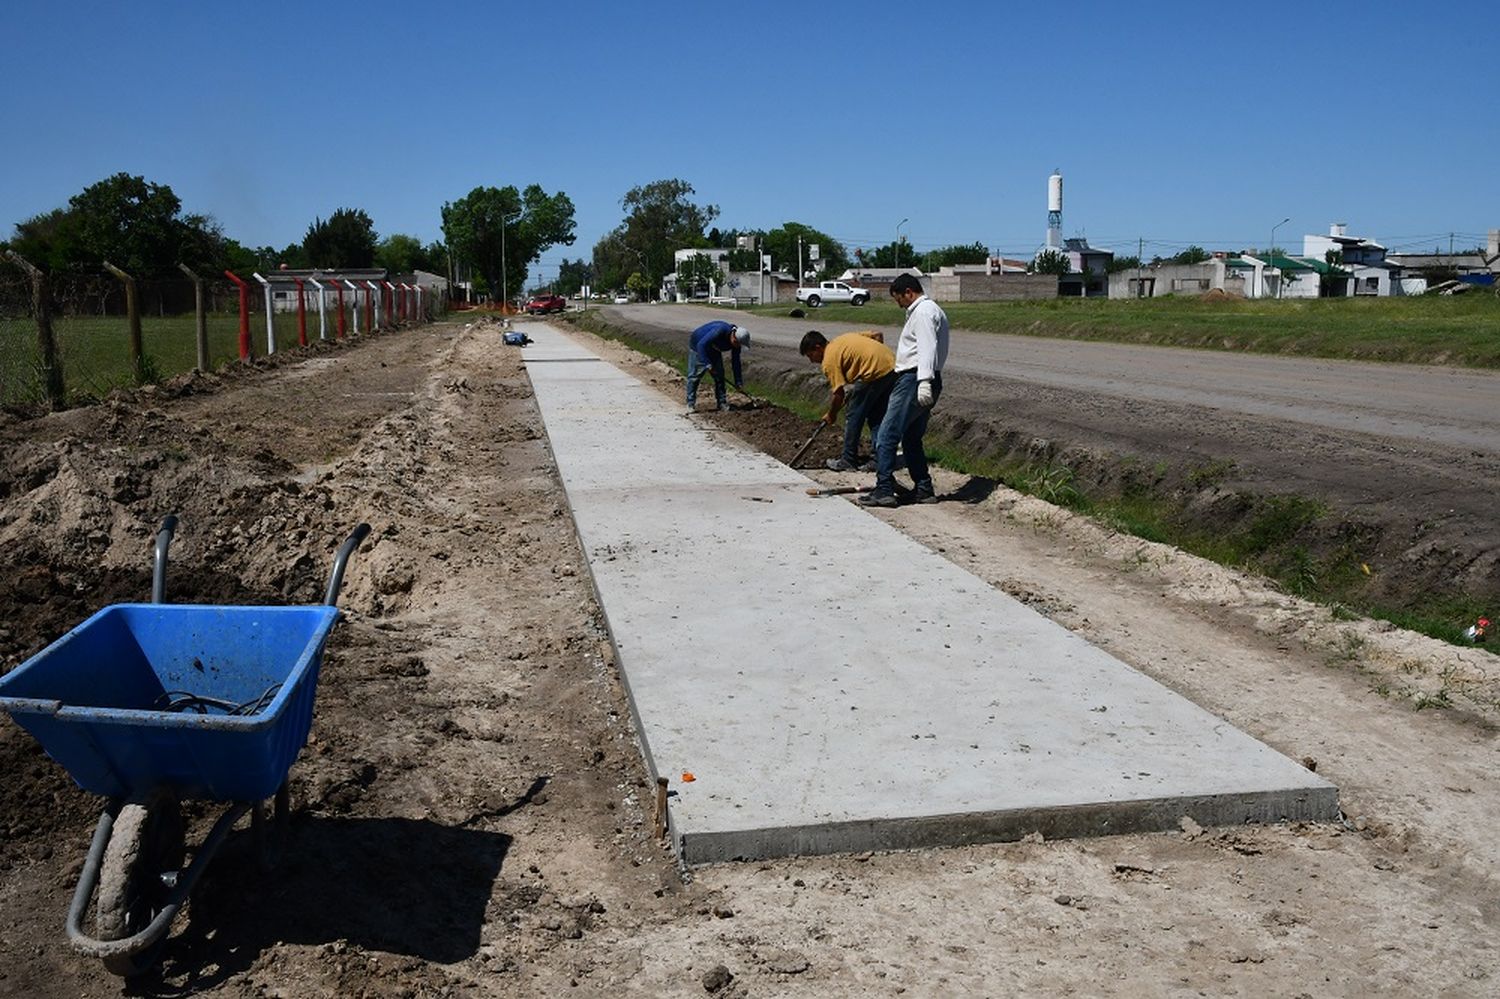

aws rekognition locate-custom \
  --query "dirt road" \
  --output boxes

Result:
[1,318,1497,996]
[597,303,1500,614]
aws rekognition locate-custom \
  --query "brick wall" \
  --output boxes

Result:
[928,273,1057,302]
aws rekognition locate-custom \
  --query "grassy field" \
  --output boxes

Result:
[0,310,360,407]
[740,292,1500,367]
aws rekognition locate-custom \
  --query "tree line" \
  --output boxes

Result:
[4,171,1002,305]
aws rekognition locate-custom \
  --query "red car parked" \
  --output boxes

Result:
[525,294,567,315]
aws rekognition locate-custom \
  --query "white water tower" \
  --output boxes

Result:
[1047,170,1063,250]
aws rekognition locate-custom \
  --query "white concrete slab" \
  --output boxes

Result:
[520,325,1338,864]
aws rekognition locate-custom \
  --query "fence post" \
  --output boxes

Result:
[102,261,145,383]
[251,272,276,355]
[292,278,308,347]
[343,280,360,335]
[176,263,208,371]
[223,270,251,360]
[4,250,65,408]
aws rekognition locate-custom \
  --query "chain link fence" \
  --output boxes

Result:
[1,260,449,409]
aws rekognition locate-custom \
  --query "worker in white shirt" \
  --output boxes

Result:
[860,273,949,508]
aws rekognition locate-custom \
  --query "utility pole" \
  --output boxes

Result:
[1137,237,1144,298]
[797,234,803,289]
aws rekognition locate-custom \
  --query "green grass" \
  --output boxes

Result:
[738,293,1500,367]
[0,308,369,406]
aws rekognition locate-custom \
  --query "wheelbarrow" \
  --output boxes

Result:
[0,515,370,976]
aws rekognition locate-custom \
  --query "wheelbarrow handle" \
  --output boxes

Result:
[323,523,372,606]
[152,515,179,605]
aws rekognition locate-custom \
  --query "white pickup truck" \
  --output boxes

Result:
[795,281,870,307]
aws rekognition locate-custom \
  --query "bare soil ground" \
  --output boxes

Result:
[1,318,1497,997]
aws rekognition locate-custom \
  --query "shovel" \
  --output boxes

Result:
[788,422,826,468]
[806,485,866,497]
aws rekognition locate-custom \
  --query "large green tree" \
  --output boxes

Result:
[921,241,990,271]
[303,208,377,268]
[376,233,446,275]
[555,257,594,296]
[442,184,576,304]
[762,222,847,282]
[9,173,227,274]
[598,179,718,294]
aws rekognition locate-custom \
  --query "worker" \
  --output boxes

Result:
[798,329,894,472]
[862,273,949,507]
[685,321,750,415]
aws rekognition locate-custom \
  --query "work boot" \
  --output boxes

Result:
[858,489,898,508]
[858,459,876,472]
[911,485,938,505]
[825,457,859,472]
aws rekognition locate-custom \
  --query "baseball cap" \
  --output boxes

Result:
[734,327,750,348]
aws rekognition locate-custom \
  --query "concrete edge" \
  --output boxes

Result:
[678,785,1342,865]
[517,338,664,784]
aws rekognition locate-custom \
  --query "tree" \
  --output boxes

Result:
[10,173,228,275]
[762,222,847,281]
[376,233,446,275]
[442,184,577,305]
[857,239,910,270]
[591,229,634,294]
[625,271,651,301]
[676,252,722,297]
[1030,249,1071,275]
[1106,254,1143,274]
[608,179,718,292]
[1170,245,1210,265]
[921,241,990,271]
[555,257,594,296]
[303,208,377,268]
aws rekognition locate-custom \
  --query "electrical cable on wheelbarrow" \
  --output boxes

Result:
[152,683,282,716]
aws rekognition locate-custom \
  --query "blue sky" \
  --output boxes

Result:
[3,1,1496,286]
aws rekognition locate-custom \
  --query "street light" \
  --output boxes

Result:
[895,218,910,269]
[501,209,522,311]
[1269,217,1290,299]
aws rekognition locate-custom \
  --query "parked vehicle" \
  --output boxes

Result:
[613,294,632,304]
[795,281,870,307]
[525,294,567,315]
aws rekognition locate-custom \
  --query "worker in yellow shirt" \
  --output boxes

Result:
[798,329,896,472]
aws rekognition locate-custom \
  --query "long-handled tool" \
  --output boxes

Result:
[788,423,826,468]
[806,485,866,497]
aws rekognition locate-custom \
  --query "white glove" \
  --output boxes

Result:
[916,379,934,409]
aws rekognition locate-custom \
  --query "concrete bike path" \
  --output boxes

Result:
[519,323,1338,865]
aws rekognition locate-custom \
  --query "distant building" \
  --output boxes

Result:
[1058,237,1112,297]
[1302,223,1406,296]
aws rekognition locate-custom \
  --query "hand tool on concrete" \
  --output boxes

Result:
[806,485,866,497]
[788,422,827,468]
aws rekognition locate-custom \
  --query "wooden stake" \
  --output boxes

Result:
[651,774,669,834]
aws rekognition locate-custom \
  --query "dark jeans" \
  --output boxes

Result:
[841,372,895,464]
[874,370,942,494]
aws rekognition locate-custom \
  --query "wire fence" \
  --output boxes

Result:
[1,262,448,409]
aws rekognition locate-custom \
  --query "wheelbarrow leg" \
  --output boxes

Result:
[95,792,184,977]
[252,782,291,872]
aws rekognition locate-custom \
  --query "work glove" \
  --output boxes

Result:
[916,379,934,409]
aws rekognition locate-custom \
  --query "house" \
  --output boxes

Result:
[1387,230,1500,292]
[836,267,928,298]
[1109,257,1246,299]
[1058,237,1112,297]
[1302,223,1406,296]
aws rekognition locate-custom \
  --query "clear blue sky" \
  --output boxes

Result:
[3,0,1496,286]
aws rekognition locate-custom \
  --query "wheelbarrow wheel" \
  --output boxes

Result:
[96,795,184,977]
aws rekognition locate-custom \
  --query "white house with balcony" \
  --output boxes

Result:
[1303,223,1404,296]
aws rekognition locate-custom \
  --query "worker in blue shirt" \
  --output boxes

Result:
[685,321,751,414]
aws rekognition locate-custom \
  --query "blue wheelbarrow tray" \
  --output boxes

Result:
[0,603,340,802]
